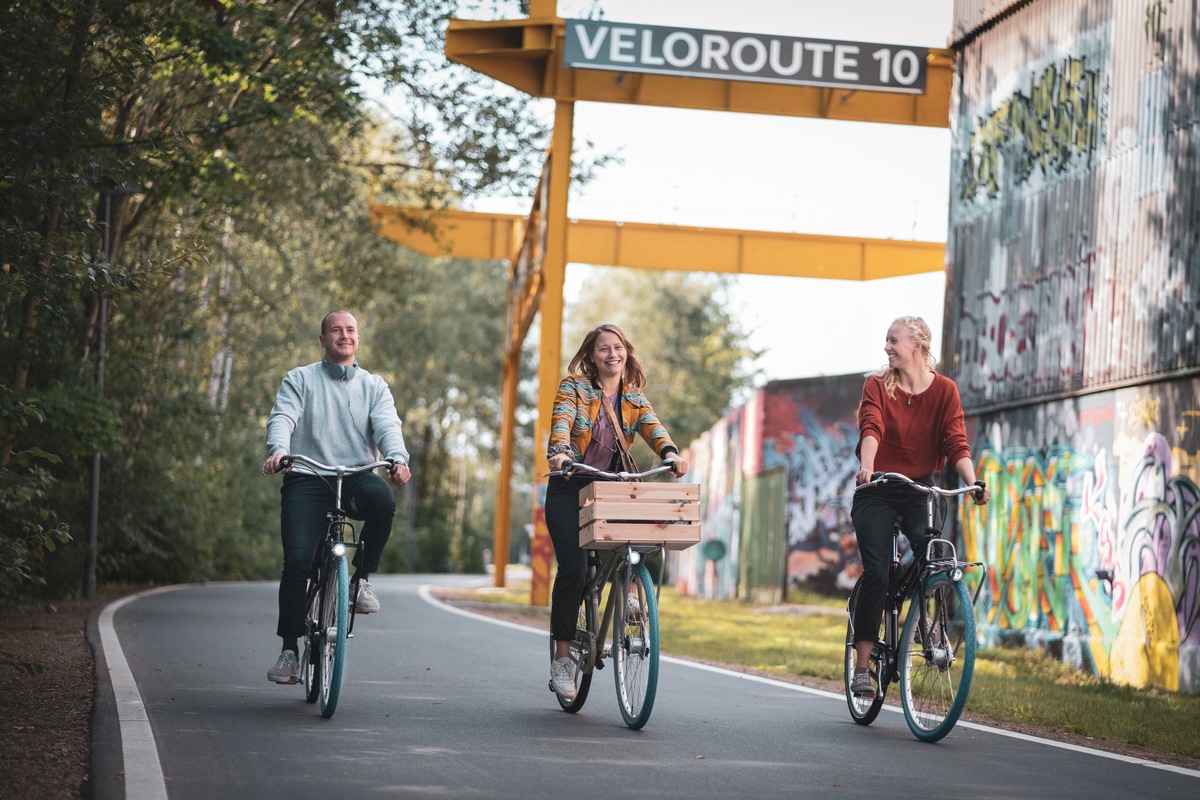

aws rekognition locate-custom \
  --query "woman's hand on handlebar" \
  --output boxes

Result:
[970,480,990,505]
[664,453,688,477]
[548,453,573,472]
[855,467,878,486]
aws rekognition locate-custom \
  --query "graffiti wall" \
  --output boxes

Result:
[758,376,864,596]
[966,378,1200,694]
[946,0,1200,410]
[677,376,866,600]
[673,406,746,600]
[944,0,1200,694]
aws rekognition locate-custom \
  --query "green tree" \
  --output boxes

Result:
[0,1,553,596]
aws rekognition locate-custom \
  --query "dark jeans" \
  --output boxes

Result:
[849,480,938,645]
[546,473,597,642]
[276,471,396,638]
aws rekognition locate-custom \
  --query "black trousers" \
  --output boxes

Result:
[545,473,598,643]
[849,480,938,645]
[276,471,395,638]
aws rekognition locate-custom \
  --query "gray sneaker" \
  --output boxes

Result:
[268,650,299,684]
[353,580,380,613]
[550,657,576,700]
[850,668,875,698]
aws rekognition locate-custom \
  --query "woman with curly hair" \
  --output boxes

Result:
[543,322,688,701]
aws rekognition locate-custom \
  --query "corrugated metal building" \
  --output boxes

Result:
[945,0,1200,693]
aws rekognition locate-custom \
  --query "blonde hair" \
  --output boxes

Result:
[874,315,937,400]
[567,323,648,390]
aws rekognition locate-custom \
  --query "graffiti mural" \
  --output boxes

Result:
[758,376,864,595]
[674,409,743,600]
[966,380,1200,693]
[681,369,1200,693]
[958,51,1104,204]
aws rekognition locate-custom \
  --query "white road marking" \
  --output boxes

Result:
[419,585,1200,779]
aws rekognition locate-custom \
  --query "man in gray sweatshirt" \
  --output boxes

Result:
[260,309,412,684]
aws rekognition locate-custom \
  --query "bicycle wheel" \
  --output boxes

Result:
[553,587,596,713]
[613,562,659,729]
[899,571,976,742]
[302,579,321,704]
[844,578,885,725]
[317,554,349,718]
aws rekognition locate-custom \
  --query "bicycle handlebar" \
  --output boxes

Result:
[543,460,679,481]
[276,454,396,475]
[856,471,985,499]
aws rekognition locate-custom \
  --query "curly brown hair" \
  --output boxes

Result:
[567,322,648,390]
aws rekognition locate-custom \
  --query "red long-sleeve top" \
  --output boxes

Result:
[855,372,971,478]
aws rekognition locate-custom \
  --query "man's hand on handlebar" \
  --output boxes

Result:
[262,454,287,476]
[387,461,411,486]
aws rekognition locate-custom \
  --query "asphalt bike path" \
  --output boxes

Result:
[91,575,1200,799]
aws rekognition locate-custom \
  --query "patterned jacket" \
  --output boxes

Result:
[546,375,679,463]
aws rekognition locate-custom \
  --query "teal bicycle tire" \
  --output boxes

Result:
[899,572,976,742]
[318,555,349,718]
[613,562,659,729]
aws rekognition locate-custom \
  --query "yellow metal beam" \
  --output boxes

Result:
[371,205,944,280]
[445,17,953,128]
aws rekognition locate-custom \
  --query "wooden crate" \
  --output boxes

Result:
[578,482,700,550]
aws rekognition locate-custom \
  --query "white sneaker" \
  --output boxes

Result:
[267,650,299,684]
[550,657,576,699]
[353,580,380,613]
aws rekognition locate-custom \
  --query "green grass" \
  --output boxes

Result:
[437,580,1200,759]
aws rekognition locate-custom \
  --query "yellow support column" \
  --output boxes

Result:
[530,100,573,607]
[492,351,518,587]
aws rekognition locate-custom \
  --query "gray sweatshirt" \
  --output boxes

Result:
[266,360,409,474]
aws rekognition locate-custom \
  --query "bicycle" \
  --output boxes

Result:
[543,459,698,729]
[277,454,395,718]
[844,471,986,742]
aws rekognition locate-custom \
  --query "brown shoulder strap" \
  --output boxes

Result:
[599,394,632,460]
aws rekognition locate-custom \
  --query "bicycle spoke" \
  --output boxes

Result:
[899,573,976,742]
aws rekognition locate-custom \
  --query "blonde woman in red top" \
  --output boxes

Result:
[849,316,990,698]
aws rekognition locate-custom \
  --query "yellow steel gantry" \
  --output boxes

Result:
[370,1,953,601]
